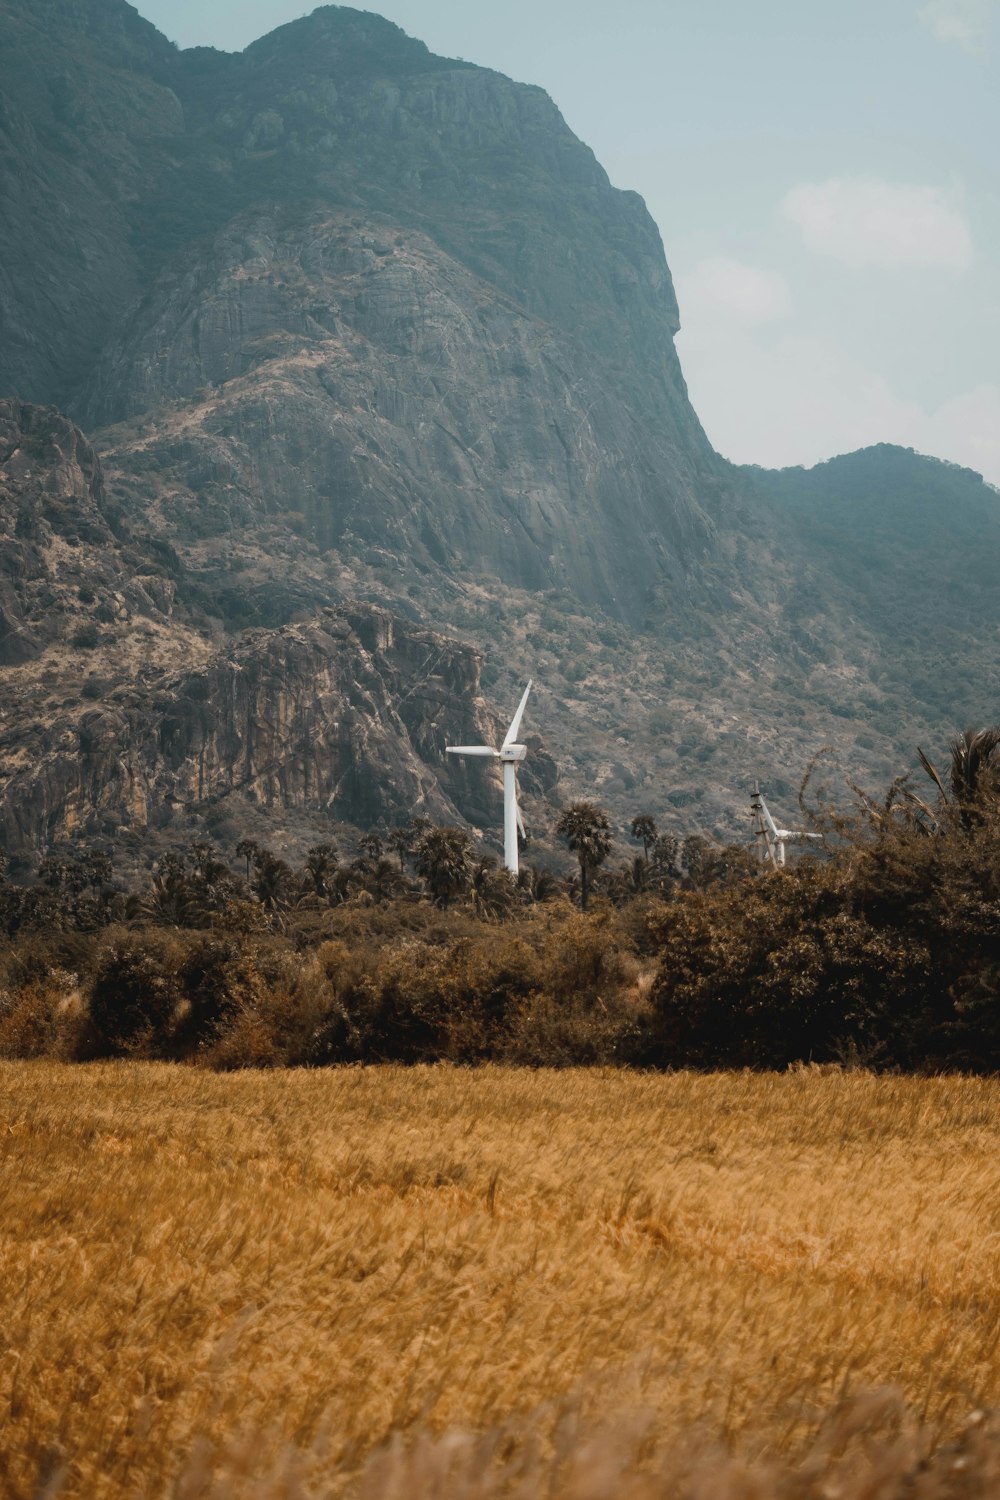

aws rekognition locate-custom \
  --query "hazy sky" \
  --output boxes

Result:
[134,0,1000,484]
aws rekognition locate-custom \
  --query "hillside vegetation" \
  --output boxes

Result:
[4,1064,1000,1498]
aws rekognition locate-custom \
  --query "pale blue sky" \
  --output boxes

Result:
[134,0,1000,483]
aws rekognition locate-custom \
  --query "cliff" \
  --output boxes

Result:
[0,397,173,666]
[0,403,555,861]
[2,0,724,621]
[1,1,999,863]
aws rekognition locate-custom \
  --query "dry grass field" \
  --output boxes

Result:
[4,1063,1000,1498]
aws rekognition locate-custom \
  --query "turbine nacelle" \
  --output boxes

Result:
[750,781,821,868]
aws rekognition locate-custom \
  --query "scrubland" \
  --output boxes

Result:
[5,1063,1000,1497]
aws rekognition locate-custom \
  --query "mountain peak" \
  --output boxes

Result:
[242,5,451,75]
[4,0,178,73]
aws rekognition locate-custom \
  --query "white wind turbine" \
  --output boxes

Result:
[446,681,532,876]
[750,781,822,868]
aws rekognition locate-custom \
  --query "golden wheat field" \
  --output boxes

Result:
[5,1063,1000,1498]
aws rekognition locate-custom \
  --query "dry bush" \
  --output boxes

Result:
[313,899,483,951]
[175,935,262,1047]
[504,911,654,1066]
[13,794,1000,1074]
[651,796,1000,1072]
[301,908,651,1067]
[0,935,98,1060]
[302,931,538,1065]
[502,987,654,1068]
[195,942,335,1070]
[533,909,638,1002]
[0,901,659,1069]
[651,869,924,1069]
[0,975,87,1060]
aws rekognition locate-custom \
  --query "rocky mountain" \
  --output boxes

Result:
[3,0,722,618]
[1,0,999,866]
[0,399,555,867]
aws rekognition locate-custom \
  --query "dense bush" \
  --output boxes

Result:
[6,735,1000,1073]
[0,906,655,1069]
[652,781,1000,1072]
[87,930,182,1054]
[174,934,262,1046]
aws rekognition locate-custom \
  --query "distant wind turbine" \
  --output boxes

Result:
[446,681,532,875]
[750,781,822,868]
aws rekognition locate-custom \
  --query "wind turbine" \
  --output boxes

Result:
[446,681,532,875]
[750,781,822,868]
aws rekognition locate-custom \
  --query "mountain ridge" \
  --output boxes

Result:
[1,0,998,865]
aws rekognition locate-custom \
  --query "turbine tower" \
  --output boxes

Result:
[750,781,822,867]
[446,681,532,875]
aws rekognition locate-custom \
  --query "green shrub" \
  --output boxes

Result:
[175,935,255,1046]
[650,788,1000,1072]
[87,931,181,1054]
[650,870,928,1070]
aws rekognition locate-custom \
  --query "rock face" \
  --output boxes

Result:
[0,398,172,666]
[0,0,182,406]
[0,598,536,854]
[90,210,714,613]
[2,0,724,621]
[0,401,557,860]
[2,1,1000,862]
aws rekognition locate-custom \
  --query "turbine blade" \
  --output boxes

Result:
[502,680,532,749]
[758,794,780,840]
[446,746,500,756]
[515,796,526,840]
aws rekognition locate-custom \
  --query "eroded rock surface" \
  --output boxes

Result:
[2,0,726,622]
[2,2,1000,861]
[0,598,540,854]
[0,404,556,858]
[94,210,714,615]
[0,398,172,666]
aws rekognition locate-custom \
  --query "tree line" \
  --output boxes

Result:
[0,802,748,938]
[6,727,1000,1073]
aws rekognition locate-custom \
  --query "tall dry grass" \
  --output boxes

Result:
[4,1064,1000,1497]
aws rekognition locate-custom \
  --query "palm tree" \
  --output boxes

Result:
[386,827,412,871]
[386,818,431,872]
[188,841,233,908]
[649,833,680,894]
[133,853,199,927]
[304,842,338,900]
[83,848,113,896]
[251,849,293,919]
[516,864,563,904]
[470,859,519,921]
[950,727,1000,803]
[556,801,613,912]
[413,826,475,907]
[629,814,658,861]
[236,838,260,883]
[919,726,1000,827]
[357,831,384,861]
[351,857,409,905]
